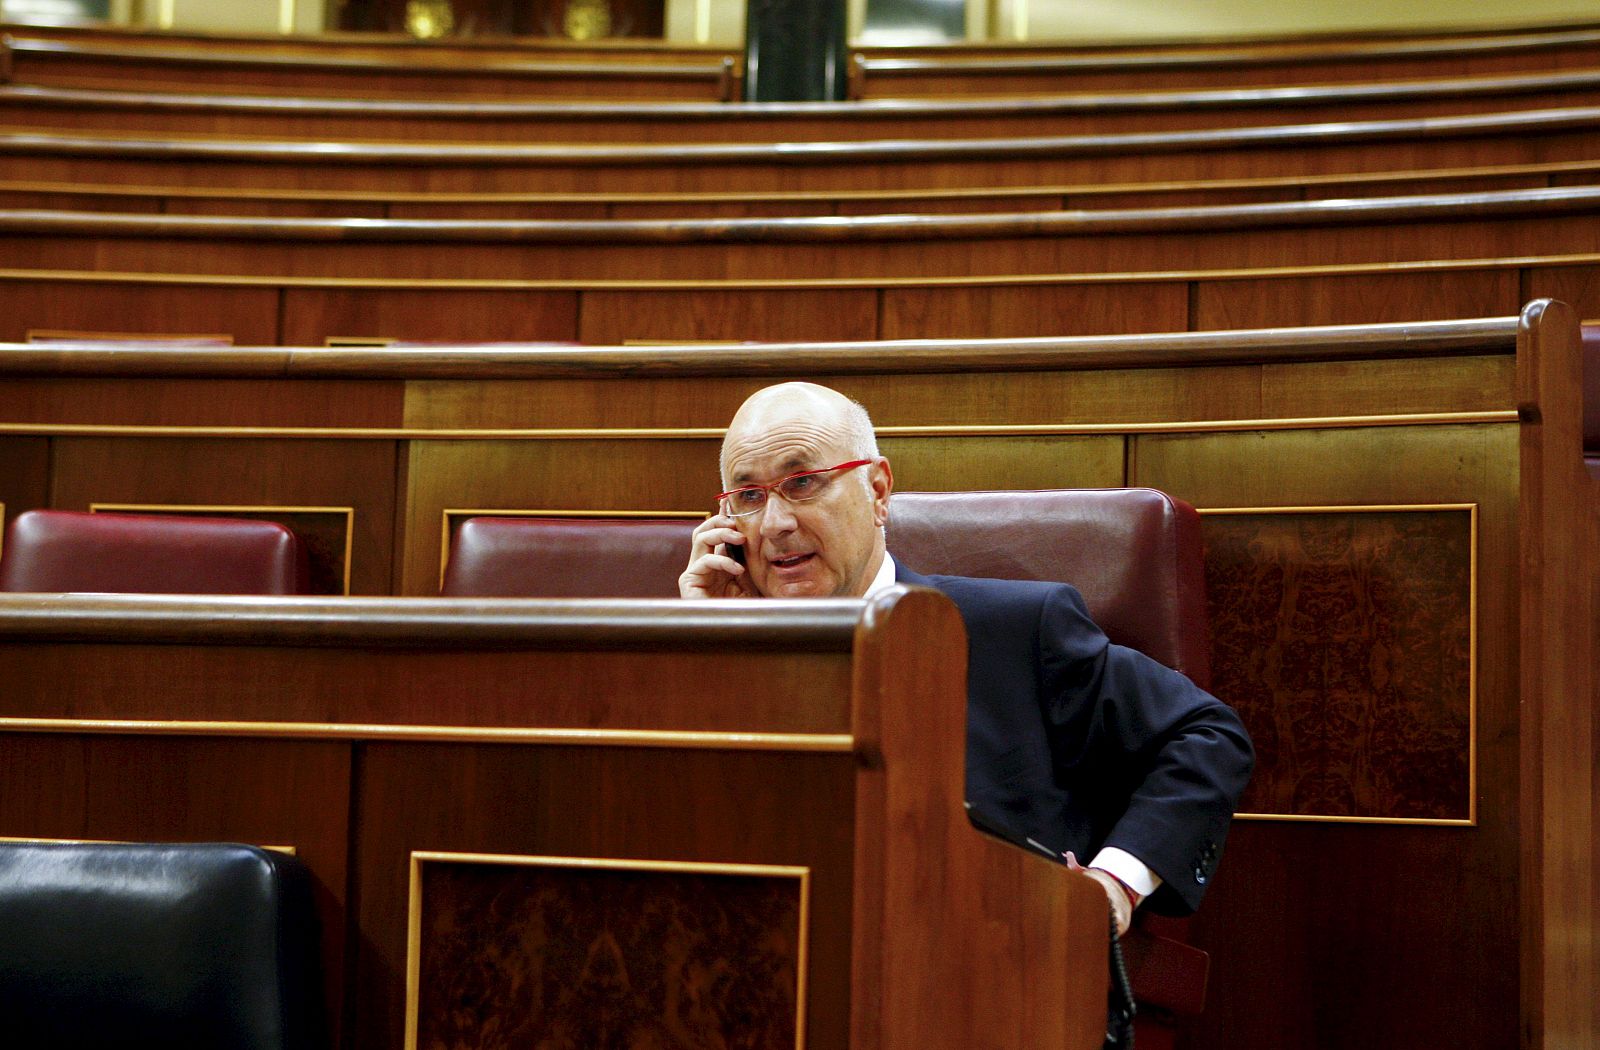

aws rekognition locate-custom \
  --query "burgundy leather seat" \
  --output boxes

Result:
[441,516,695,597]
[0,510,311,595]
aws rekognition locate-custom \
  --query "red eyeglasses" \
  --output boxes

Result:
[717,460,872,518]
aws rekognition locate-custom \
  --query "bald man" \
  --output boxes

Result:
[682,383,1253,934]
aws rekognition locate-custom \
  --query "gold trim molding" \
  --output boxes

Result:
[0,836,298,854]
[0,411,1519,443]
[405,850,811,1050]
[1203,503,1478,827]
[0,717,854,750]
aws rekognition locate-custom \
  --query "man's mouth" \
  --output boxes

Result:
[768,552,816,571]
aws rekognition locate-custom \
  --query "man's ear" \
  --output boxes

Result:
[870,456,893,527]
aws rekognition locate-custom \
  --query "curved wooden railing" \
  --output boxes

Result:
[2,66,1600,141]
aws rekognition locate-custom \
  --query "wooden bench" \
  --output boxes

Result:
[0,20,740,63]
[0,251,1591,344]
[0,36,740,101]
[0,185,1594,281]
[0,303,1590,1050]
[3,67,1600,142]
[2,105,1597,192]
[0,156,1598,221]
[850,24,1600,95]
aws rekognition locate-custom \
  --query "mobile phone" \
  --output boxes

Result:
[727,540,746,566]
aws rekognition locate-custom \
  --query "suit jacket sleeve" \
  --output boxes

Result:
[1037,584,1254,915]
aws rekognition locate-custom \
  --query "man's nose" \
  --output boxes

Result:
[759,495,798,535]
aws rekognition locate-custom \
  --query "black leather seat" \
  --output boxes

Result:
[0,841,325,1050]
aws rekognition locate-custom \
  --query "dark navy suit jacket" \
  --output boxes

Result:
[897,563,1254,915]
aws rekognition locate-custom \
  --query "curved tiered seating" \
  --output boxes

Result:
[3,106,1600,192]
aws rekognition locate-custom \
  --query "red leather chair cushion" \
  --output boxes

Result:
[442,517,696,597]
[887,487,1210,689]
[0,510,311,595]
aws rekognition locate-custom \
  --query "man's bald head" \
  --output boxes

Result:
[720,382,879,489]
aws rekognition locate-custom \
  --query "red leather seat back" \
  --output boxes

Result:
[442,517,697,597]
[0,510,311,595]
[887,488,1210,689]
[1582,323,1600,471]
[890,487,1213,1027]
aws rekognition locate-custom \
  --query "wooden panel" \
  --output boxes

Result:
[1193,268,1524,329]
[411,848,805,1047]
[357,745,857,1050]
[0,732,352,1050]
[578,287,880,344]
[1205,507,1474,821]
[1259,356,1516,418]
[880,280,1189,339]
[1524,264,1600,319]
[878,435,1125,491]
[1134,422,1519,1050]
[49,437,399,596]
[280,286,581,345]
[0,377,405,428]
[10,211,1593,282]
[0,277,279,344]
[0,436,49,529]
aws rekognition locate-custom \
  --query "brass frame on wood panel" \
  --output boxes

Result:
[438,506,706,590]
[88,502,356,596]
[0,836,297,854]
[0,717,854,750]
[24,329,235,344]
[0,411,1521,442]
[1200,503,1478,827]
[404,850,811,1050]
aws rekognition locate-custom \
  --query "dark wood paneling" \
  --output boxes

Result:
[280,286,581,345]
[1193,268,1524,329]
[0,278,280,344]
[4,207,1595,282]
[416,859,801,1050]
[0,378,405,428]
[578,287,880,343]
[1525,263,1600,319]
[1134,422,1520,1050]
[880,280,1190,339]
[0,436,49,530]
[355,744,857,1050]
[1206,507,1474,820]
[48,437,399,596]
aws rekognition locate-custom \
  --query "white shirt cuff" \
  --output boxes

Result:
[1089,847,1162,902]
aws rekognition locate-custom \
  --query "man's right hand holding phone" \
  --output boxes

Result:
[680,511,759,599]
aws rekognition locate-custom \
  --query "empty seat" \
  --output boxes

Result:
[0,510,311,595]
[0,841,325,1050]
[441,516,695,597]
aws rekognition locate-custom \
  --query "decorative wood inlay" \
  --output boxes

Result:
[1203,506,1475,823]
[409,853,806,1050]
